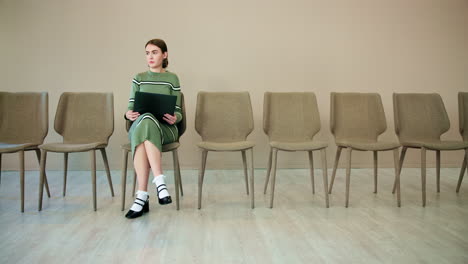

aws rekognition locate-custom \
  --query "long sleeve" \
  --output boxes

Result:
[127,76,140,111]
[127,71,182,124]
[172,75,183,124]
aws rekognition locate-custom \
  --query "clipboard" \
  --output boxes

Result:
[133,91,177,122]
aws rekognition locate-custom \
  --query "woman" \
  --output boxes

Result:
[125,39,182,219]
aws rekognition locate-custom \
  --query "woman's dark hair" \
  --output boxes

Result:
[145,39,169,68]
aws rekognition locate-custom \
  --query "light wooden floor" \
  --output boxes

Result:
[0,167,467,263]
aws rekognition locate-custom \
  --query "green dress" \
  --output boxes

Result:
[127,70,182,156]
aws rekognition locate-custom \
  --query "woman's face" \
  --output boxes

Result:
[145,44,167,70]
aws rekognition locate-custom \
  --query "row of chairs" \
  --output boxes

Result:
[193,92,468,210]
[0,92,114,212]
[1,92,467,212]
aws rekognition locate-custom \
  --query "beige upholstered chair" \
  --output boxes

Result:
[0,92,51,212]
[121,93,186,211]
[195,91,255,209]
[263,92,329,208]
[457,92,468,192]
[329,93,401,207]
[393,93,468,206]
[38,92,115,211]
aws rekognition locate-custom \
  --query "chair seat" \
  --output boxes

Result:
[121,143,131,151]
[270,141,327,151]
[39,142,107,152]
[422,140,468,150]
[197,141,255,151]
[0,142,38,153]
[400,140,468,150]
[162,142,180,152]
[121,142,180,152]
[336,140,400,151]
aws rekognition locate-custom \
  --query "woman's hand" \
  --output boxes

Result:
[126,110,140,121]
[163,113,177,125]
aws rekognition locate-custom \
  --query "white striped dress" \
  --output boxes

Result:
[127,70,182,156]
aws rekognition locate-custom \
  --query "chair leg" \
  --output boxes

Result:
[373,151,378,194]
[241,150,249,195]
[38,150,47,211]
[345,148,352,208]
[90,150,97,211]
[393,148,401,207]
[263,148,273,194]
[456,151,467,193]
[100,148,114,197]
[320,148,329,208]
[0,153,2,185]
[63,153,68,197]
[329,146,343,194]
[421,147,427,207]
[249,148,255,209]
[201,150,208,185]
[19,150,25,213]
[172,149,180,210]
[35,149,50,198]
[121,149,129,211]
[436,150,441,193]
[269,149,278,208]
[393,147,407,194]
[177,155,184,196]
[308,151,315,195]
[132,170,137,197]
[198,150,208,209]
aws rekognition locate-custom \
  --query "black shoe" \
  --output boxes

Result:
[159,196,172,205]
[156,183,172,205]
[125,198,149,219]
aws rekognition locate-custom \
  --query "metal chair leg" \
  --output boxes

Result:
[421,148,427,207]
[329,146,343,194]
[121,149,129,211]
[90,150,97,211]
[263,148,273,194]
[100,149,114,197]
[320,148,329,208]
[198,150,208,209]
[456,152,467,193]
[242,150,249,195]
[269,149,278,208]
[345,148,352,208]
[308,151,315,195]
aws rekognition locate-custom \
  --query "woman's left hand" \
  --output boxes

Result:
[163,113,177,125]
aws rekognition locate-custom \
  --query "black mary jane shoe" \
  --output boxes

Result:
[156,183,172,205]
[159,196,172,205]
[125,198,149,219]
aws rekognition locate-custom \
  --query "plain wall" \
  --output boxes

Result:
[1,0,467,171]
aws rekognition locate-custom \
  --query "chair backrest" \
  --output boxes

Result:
[393,93,449,143]
[459,92,468,141]
[178,92,187,137]
[54,92,114,144]
[263,92,321,141]
[0,92,48,144]
[330,92,387,142]
[195,91,254,142]
[125,93,186,139]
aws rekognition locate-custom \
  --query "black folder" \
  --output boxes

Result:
[133,91,177,121]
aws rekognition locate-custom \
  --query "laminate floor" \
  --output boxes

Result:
[0,167,467,263]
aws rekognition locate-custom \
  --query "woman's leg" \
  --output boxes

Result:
[143,140,163,176]
[126,143,151,218]
[142,140,171,204]
[134,143,150,191]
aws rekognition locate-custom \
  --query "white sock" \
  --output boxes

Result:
[130,190,149,212]
[152,174,170,199]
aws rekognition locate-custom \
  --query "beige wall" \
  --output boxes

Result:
[1,0,467,171]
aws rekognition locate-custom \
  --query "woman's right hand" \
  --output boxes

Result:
[126,110,140,121]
